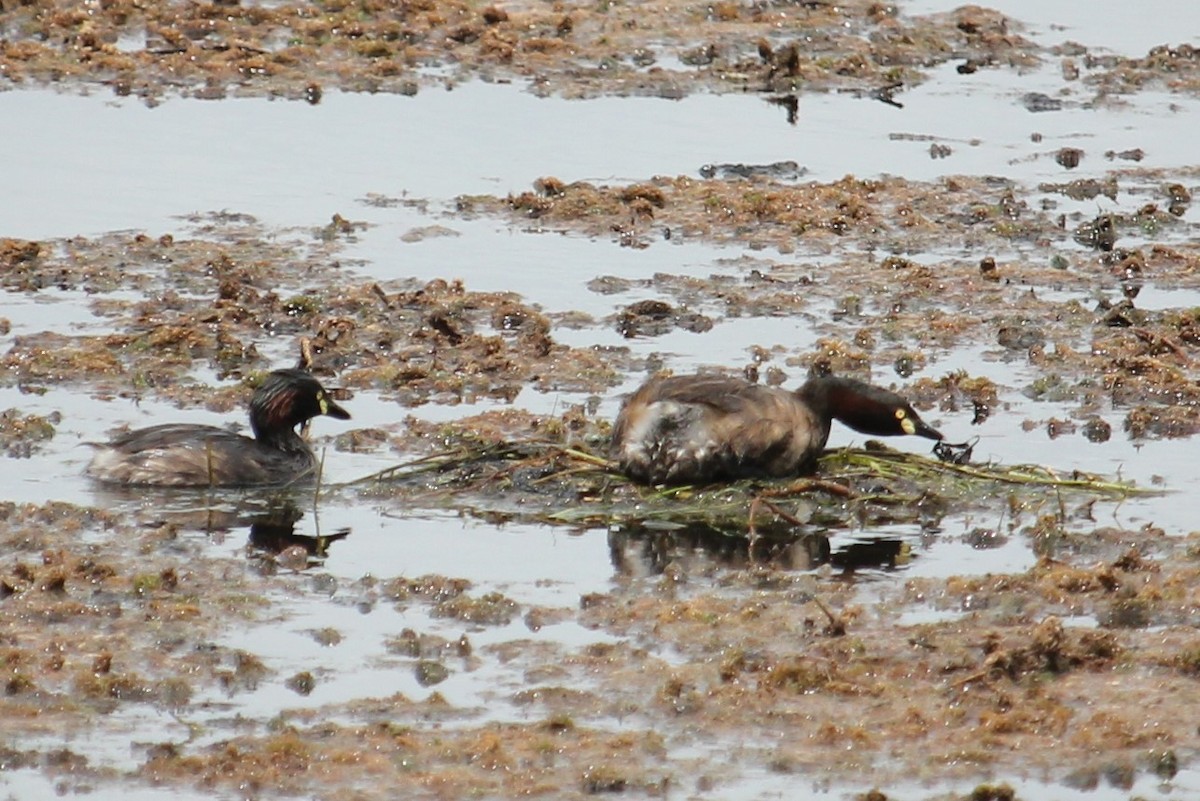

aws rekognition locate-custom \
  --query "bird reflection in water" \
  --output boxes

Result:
[608,521,910,579]
[89,481,351,571]
[246,505,350,572]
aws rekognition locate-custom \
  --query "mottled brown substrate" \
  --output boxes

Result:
[1,499,1195,799]
[7,0,1200,104]
[0,220,621,411]
[0,1,1040,101]
[3,5,1200,795]
[465,170,1200,439]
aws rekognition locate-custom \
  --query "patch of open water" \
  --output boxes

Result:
[2,289,138,336]
[6,56,1198,241]
[0,770,223,801]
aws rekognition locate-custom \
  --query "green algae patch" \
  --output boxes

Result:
[0,409,58,458]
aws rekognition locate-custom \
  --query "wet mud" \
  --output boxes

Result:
[3,1,1200,800]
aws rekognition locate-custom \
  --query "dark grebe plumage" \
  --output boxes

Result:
[611,373,942,485]
[87,368,350,487]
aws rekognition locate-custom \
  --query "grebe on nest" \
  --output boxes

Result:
[611,373,942,485]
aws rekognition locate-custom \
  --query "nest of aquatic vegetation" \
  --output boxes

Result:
[343,432,1155,537]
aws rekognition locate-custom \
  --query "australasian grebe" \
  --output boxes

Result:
[611,373,943,485]
[87,368,351,487]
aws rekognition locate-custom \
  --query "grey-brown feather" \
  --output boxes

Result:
[85,368,349,487]
[611,375,827,485]
[87,424,317,487]
[611,373,941,485]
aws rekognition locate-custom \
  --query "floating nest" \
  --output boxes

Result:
[339,432,1156,539]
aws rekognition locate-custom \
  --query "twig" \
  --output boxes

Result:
[529,465,610,485]
[951,668,993,689]
[810,595,846,636]
[371,283,392,308]
[757,498,808,527]
[760,478,856,499]
[297,337,314,371]
[313,446,326,506]
[206,439,216,487]
[560,447,618,470]
[339,447,503,485]
[1131,326,1192,363]
[747,496,762,544]
[828,449,1156,495]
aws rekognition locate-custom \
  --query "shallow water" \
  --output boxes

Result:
[3,1,1200,798]
[6,58,1198,236]
[907,0,1200,55]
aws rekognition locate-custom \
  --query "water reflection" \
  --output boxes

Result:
[88,486,350,570]
[608,522,911,578]
[246,506,350,570]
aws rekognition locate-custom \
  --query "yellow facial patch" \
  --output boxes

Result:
[317,393,330,415]
[896,409,917,435]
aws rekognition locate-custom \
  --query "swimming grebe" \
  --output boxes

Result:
[611,373,942,485]
[87,368,351,487]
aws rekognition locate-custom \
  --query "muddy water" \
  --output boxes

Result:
[4,1,1200,799]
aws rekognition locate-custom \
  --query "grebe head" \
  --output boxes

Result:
[798,376,942,440]
[249,368,350,442]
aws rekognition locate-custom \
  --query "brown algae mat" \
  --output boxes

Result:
[4,0,1200,104]
[2,205,1199,798]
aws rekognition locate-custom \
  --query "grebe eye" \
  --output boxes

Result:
[894,408,906,420]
